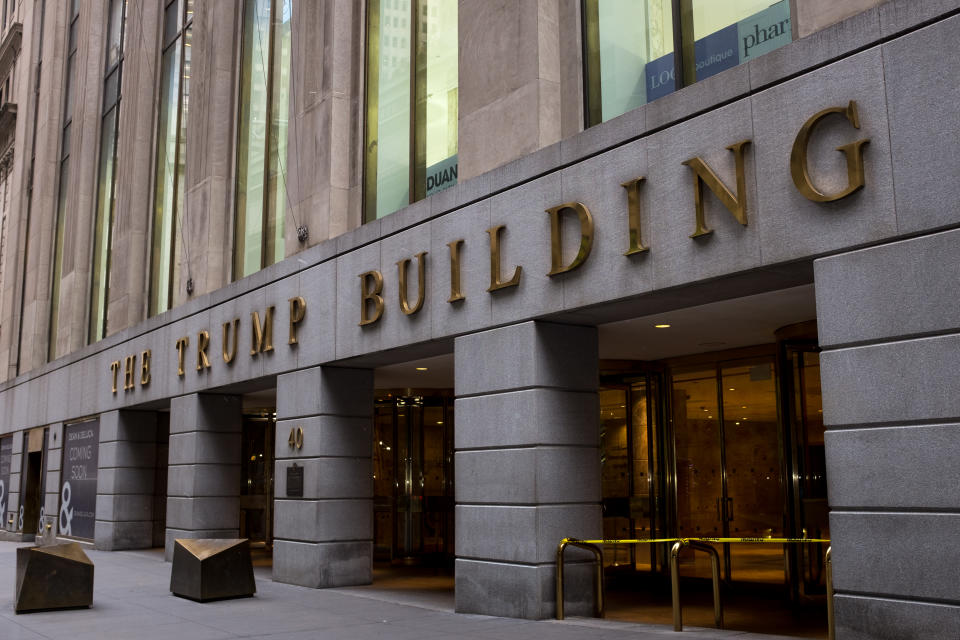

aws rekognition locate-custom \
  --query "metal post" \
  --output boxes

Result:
[671,541,683,631]
[826,546,835,640]
[556,539,568,620]
[556,539,605,621]
[689,541,723,629]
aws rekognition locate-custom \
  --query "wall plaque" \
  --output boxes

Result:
[286,464,303,498]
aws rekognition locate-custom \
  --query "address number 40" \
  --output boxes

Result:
[288,426,304,449]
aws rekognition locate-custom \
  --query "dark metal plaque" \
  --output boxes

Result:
[286,465,304,497]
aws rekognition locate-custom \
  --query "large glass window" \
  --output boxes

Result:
[48,0,79,359]
[234,0,291,280]
[364,0,458,221]
[584,0,792,126]
[89,0,126,343]
[149,0,193,316]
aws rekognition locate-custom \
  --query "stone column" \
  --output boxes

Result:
[94,411,157,550]
[285,2,364,248]
[815,229,960,636]
[273,366,373,588]
[165,394,242,560]
[454,321,601,619]
[5,433,21,532]
[42,424,62,540]
[457,0,583,181]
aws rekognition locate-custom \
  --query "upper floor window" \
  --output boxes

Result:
[363,0,458,222]
[89,0,126,343]
[48,0,80,359]
[149,0,193,316]
[234,0,291,280]
[584,0,792,126]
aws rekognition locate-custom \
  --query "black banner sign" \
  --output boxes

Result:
[59,420,100,539]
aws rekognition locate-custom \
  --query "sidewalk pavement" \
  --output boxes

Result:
[0,541,800,640]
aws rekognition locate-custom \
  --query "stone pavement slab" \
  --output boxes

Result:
[0,542,800,640]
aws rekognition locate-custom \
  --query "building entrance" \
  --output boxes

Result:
[239,410,276,548]
[373,392,454,566]
[600,336,829,634]
[19,427,47,537]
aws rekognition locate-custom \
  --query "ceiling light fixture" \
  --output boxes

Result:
[416,367,428,371]
[654,323,671,328]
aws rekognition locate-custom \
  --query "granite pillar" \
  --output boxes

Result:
[165,394,242,561]
[273,366,373,588]
[454,321,601,619]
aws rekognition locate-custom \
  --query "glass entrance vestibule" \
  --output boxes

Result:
[599,339,828,600]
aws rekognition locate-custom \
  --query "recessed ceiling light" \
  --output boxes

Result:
[416,367,428,371]
[654,324,671,329]
[728,388,735,391]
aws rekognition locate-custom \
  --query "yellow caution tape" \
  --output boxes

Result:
[562,537,830,545]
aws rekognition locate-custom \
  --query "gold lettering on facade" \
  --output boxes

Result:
[110,361,120,394]
[251,307,275,355]
[123,355,136,391]
[790,100,869,202]
[175,336,189,377]
[288,297,306,344]
[545,202,594,276]
[397,252,427,315]
[197,330,212,371]
[222,318,239,363]
[620,177,649,255]
[486,225,522,291]
[682,140,751,238]
[140,350,151,386]
[359,270,385,326]
[446,239,465,303]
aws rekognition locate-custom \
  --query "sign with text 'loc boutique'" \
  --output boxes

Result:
[59,420,100,539]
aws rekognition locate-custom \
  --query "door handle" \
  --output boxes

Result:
[716,497,722,521]
[726,497,734,522]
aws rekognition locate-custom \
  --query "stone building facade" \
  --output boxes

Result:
[0,0,957,637]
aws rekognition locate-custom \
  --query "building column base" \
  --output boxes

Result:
[272,540,372,588]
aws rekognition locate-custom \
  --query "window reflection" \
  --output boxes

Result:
[364,0,457,221]
[150,0,192,316]
[234,0,291,280]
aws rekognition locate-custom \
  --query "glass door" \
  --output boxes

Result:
[239,413,275,546]
[672,358,786,584]
[600,371,666,574]
[373,393,454,566]
[781,344,829,597]
[720,359,784,584]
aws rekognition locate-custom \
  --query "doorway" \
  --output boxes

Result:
[373,392,454,566]
[672,356,785,584]
[599,369,667,575]
[19,427,47,536]
[239,410,275,548]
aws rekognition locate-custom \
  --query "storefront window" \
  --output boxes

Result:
[364,0,458,221]
[89,0,126,343]
[234,0,291,280]
[584,0,792,126]
[149,0,193,316]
